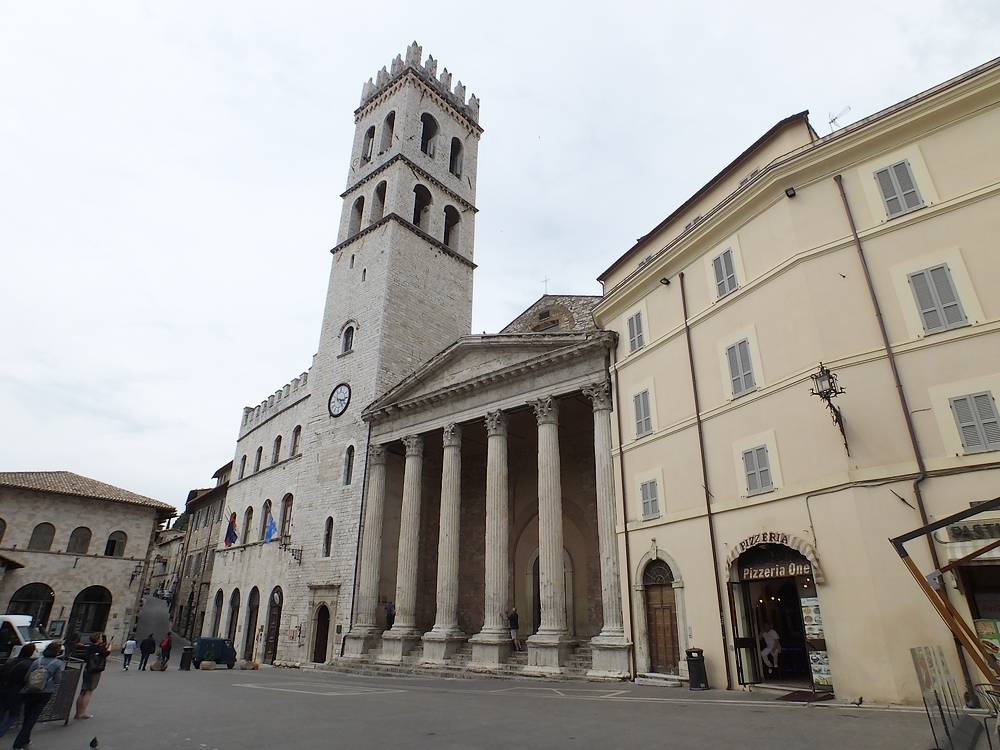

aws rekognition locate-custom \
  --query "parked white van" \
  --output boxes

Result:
[0,614,55,659]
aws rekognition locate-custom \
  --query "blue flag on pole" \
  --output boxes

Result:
[265,512,278,543]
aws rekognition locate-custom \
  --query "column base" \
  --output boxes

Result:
[587,634,632,679]
[342,627,381,659]
[379,628,422,663]
[421,629,467,663]
[524,631,574,675]
[468,629,512,669]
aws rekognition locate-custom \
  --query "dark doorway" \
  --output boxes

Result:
[7,582,55,629]
[211,590,224,637]
[313,605,330,664]
[68,586,112,640]
[243,587,260,661]
[264,587,282,664]
[643,561,680,674]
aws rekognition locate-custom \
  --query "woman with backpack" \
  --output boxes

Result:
[0,642,35,738]
[12,641,64,749]
[74,632,109,721]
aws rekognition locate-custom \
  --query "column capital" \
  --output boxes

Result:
[529,396,559,425]
[401,434,424,457]
[368,443,387,466]
[442,423,462,448]
[484,410,507,437]
[582,381,613,412]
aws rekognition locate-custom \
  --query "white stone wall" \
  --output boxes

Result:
[0,487,161,644]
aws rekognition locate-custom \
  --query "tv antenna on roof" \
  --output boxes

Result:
[828,106,851,133]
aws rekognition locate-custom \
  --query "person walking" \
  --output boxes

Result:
[0,643,36,738]
[12,641,65,749]
[159,632,173,669]
[508,608,522,652]
[122,634,137,670]
[383,602,395,630]
[138,633,156,671]
[75,632,109,720]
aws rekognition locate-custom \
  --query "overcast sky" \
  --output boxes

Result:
[1,1,997,510]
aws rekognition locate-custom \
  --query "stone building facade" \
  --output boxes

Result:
[206,42,484,666]
[147,528,185,602]
[173,462,231,639]
[593,58,1000,703]
[0,472,172,646]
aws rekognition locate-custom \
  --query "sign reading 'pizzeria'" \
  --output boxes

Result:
[735,531,791,554]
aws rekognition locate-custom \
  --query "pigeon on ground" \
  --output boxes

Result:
[850,696,864,707]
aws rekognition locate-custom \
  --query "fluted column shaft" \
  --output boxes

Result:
[584,381,625,637]
[430,424,463,635]
[392,435,424,633]
[481,411,510,636]
[532,397,567,635]
[354,445,387,630]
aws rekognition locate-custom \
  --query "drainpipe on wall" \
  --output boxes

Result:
[341,420,374,657]
[609,345,638,679]
[833,174,977,704]
[678,271,734,691]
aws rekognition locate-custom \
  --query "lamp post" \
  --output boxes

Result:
[810,362,849,455]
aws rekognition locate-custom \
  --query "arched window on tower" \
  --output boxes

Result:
[239,455,247,479]
[291,425,302,456]
[361,125,375,163]
[272,435,282,464]
[323,517,334,557]
[443,206,460,250]
[342,326,355,354]
[371,181,387,223]
[259,499,272,541]
[449,137,463,177]
[420,113,439,157]
[254,446,263,472]
[412,185,432,231]
[242,507,253,544]
[361,268,367,282]
[343,445,355,486]
[348,196,365,237]
[280,494,293,538]
[379,111,395,154]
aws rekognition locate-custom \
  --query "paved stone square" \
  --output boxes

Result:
[24,660,934,749]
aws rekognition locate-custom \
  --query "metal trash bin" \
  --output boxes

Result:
[179,645,194,671]
[686,648,710,691]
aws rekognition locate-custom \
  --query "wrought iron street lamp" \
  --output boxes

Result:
[810,362,849,454]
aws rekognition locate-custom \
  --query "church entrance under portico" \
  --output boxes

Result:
[729,543,831,692]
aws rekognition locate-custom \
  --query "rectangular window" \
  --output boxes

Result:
[627,312,645,352]
[633,390,653,437]
[743,445,773,495]
[875,160,924,218]
[640,479,660,519]
[712,248,738,298]
[908,264,967,334]
[951,392,1000,453]
[726,339,756,397]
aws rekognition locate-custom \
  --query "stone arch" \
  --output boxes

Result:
[631,547,689,677]
[725,531,825,583]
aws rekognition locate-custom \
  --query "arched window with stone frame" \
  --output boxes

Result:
[290,425,302,456]
[348,196,364,237]
[449,137,463,177]
[343,445,355,486]
[443,205,460,250]
[419,113,439,157]
[67,526,92,555]
[104,530,127,557]
[370,180,387,223]
[239,454,247,479]
[279,494,293,539]
[361,125,375,163]
[272,435,282,465]
[322,517,334,557]
[242,507,253,545]
[259,499,273,541]
[379,111,395,154]
[342,326,355,354]
[412,184,432,231]
[253,447,263,473]
[28,523,55,552]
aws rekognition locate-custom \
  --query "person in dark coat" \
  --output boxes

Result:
[74,632,109,720]
[12,641,64,749]
[139,633,156,671]
[0,643,36,738]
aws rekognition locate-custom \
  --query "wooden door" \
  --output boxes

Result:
[313,606,330,664]
[264,603,281,663]
[645,584,680,674]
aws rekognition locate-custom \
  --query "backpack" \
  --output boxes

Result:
[160,638,170,650]
[25,661,48,692]
[88,648,107,673]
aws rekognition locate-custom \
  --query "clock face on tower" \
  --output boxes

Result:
[328,383,351,417]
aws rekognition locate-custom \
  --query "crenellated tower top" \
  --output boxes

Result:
[358,41,480,127]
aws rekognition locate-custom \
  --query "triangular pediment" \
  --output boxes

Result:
[366,333,603,416]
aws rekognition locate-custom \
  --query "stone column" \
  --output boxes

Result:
[343,444,388,658]
[583,381,632,678]
[423,423,467,663]
[526,396,573,673]
[470,410,512,667]
[381,434,424,662]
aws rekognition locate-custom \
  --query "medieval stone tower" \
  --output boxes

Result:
[208,42,481,664]
[295,42,483,655]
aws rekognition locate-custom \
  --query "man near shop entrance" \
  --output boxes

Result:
[761,623,782,674]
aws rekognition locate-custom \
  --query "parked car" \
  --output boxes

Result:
[0,615,57,660]
[191,637,236,669]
